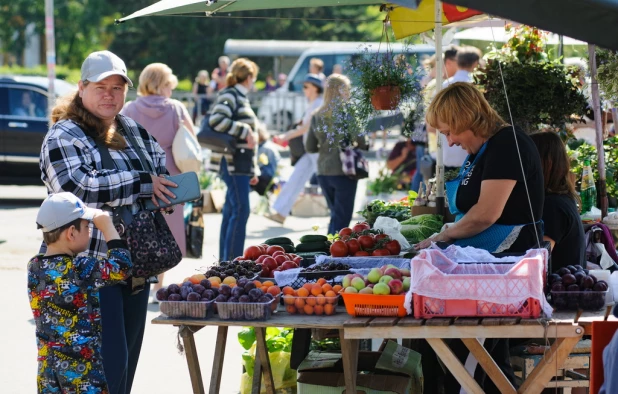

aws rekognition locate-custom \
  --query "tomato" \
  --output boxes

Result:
[339,227,353,238]
[372,248,390,256]
[330,240,349,257]
[354,251,370,256]
[266,245,285,256]
[385,240,401,255]
[358,235,375,250]
[257,245,267,254]
[244,246,262,260]
[374,234,390,242]
[340,234,350,242]
[346,239,361,255]
[352,222,371,234]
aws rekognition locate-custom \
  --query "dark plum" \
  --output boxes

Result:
[551,282,565,292]
[583,269,590,275]
[244,282,257,293]
[192,284,206,294]
[219,284,232,297]
[562,274,577,286]
[557,267,571,277]
[249,288,263,301]
[215,294,228,303]
[258,296,270,303]
[231,287,245,298]
[168,293,182,301]
[566,265,577,274]
[182,281,194,288]
[548,274,562,285]
[574,265,584,271]
[186,292,201,302]
[237,278,248,288]
[567,284,580,292]
[180,286,191,300]
[239,295,251,303]
[590,275,598,284]
[167,284,180,294]
[581,276,595,289]
[228,297,240,303]
[155,288,169,301]
[553,297,568,309]
[202,289,215,300]
[574,271,586,285]
[264,293,275,300]
[200,279,212,289]
[211,288,219,297]
[593,281,609,291]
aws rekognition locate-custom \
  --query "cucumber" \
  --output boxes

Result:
[296,252,328,258]
[264,237,293,246]
[281,244,296,253]
[296,241,331,253]
[299,234,328,243]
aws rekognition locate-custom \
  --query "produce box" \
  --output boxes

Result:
[297,341,423,394]
[550,289,608,311]
[341,293,407,317]
[216,298,277,321]
[160,300,214,319]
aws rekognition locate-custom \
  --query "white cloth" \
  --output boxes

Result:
[272,152,318,216]
[441,70,474,168]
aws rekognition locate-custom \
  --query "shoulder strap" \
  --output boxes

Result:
[117,115,155,173]
[94,138,116,170]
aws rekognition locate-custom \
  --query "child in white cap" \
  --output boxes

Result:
[28,192,132,393]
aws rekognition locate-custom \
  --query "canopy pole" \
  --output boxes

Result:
[588,44,608,218]
[45,0,56,117]
[434,0,445,214]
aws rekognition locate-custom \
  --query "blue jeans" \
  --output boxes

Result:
[411,144,426,192]
[317,175,358,235]
[220,158,251,261]
[99,283,150,394]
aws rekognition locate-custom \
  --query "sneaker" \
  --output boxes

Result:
[264,212,286,224]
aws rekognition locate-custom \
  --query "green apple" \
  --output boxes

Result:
[373,282,391,295]
[367,268,382,284]
[351,277,366,291]
[379,275,394,285]
[344,286,358,294]
[342,274,353,288]
[403,277,411,291]
[359,287,374,294]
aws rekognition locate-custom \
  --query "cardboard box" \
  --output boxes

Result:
[209,189,226,213]
[201,190,216,213]
[291,193,330,217]
[297,341,423,394]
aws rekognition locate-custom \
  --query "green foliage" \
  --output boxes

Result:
[367,167,400,195]
[475,25,588,134]
[569,137,618,199]
[596,48,618,106]
[0,65,82,83]
[357,199,412,225]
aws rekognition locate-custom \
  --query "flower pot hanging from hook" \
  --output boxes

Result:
[371,85,401,110]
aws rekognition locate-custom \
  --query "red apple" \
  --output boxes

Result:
[262,257,278,272]
[274,255,288,266]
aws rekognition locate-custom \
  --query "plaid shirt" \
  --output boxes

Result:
[40,115,167,259]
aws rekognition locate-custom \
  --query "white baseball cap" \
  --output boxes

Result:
[37,193,98,232]
[81,50,133,87]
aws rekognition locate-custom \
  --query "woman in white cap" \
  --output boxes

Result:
[40,50,176,394]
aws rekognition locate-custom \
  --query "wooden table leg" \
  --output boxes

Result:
[251,344,263,394]
[339,329,359,394]
[426,338,485,394]
[209,326,228,394]
[255,327,276,394]
[517,336,582,394]
[462,338,516,394]
[179,325,206,394]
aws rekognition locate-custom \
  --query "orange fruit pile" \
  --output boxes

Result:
[282,278,338,315]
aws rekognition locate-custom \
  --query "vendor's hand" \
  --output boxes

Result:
[414,231,453,250]
[246,129,257,149]
[250,176,259,186]
[150,174,178,207]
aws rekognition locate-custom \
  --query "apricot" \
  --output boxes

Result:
[316,294,326,305]
[190,274,206,284]
[316,278,327,286]
[332,285,343,293]
[267,286,281,296]
[324,303,335,315]
[282,286,295,296]
[294,297,305,309]
[283,295,295,305]
[286,305,297,314]
[222,276,236,285]
[261,286,269,293]
[209,276,222,285]
[324,291,337,304]
[321,284,333,293]
[253,280,262,288]
[262,280,275,288]
[314,305,324,315]
[306,296,317,306]
[303,304,314,315]
[303,283,313,292]
[311,284,323,296]
[296,288,310,298]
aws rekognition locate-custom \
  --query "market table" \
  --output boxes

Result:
[342,315,587,394]
[151,309,354,394]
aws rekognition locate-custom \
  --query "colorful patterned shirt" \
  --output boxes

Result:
[27,241,132,349]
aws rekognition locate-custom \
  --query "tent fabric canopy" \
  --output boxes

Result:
[118,0,420,22]
[454,26,587,46]
[450,0,618,50]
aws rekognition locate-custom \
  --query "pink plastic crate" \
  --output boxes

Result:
[411,249,546,319]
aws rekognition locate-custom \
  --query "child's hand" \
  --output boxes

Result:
[92,210,113,229]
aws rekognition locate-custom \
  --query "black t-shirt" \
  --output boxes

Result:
[543,193,586,271]
[456,126,545,253]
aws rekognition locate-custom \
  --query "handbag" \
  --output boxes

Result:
[96,118,183,278]
[197,88,241,154]
[172,103,203,173]
[340,146,369,180]
[185,198,205,258]
[287,121,305,166]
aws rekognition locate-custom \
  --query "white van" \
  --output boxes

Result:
[257,42,435,131]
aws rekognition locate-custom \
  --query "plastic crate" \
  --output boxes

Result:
[413,294,541,319]
[340,293,407,317]
[283,295,340,315]
[550,289,608,311]
[160,300,214,319]
[216,298,277,321]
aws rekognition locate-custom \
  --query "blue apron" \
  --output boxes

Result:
[445,143,540,253]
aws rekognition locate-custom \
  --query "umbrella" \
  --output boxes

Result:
[388,0,482,38]
[454,26,587,46]
[118,0,421,22]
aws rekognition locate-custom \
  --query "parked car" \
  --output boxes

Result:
[0,75,77,185]
[257,43,435,131]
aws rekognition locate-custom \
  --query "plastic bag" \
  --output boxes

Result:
[240,346,296,394]
[373,216,411,249]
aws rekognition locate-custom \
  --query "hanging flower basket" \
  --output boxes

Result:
[370,86,401,110]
